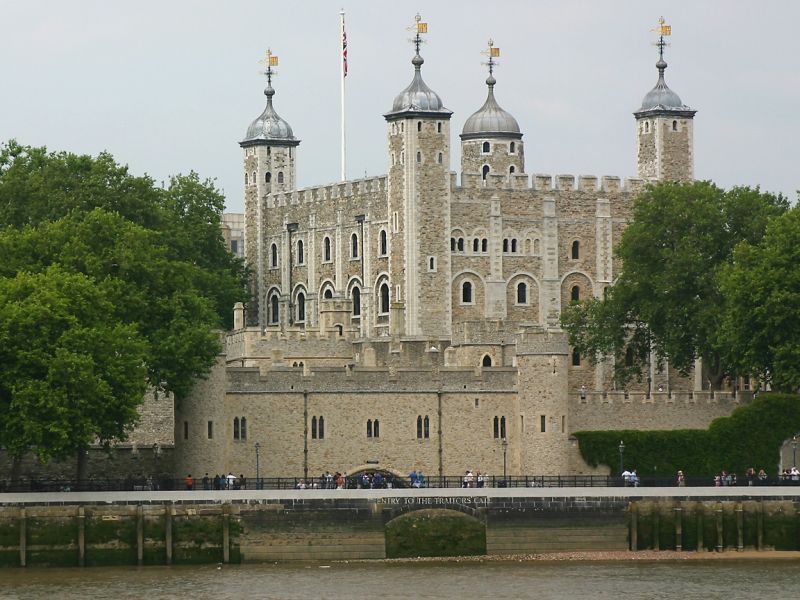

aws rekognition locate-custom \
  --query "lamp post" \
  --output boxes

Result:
[618,440,625,475]
[255,442,261,490]
[792,436,797,468]
[502,437,509,484]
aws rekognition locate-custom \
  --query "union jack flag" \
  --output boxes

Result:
[342,21,348,77]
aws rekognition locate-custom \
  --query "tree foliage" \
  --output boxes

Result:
[561,181,788,386]
[718,207,800,391]
[574,393,800,476]
[0,141,247,460]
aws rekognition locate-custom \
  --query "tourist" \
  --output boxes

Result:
[417,471,425,488]
[238,474,246,490]
[373,472,383,488]
[791,466,800,483]
[676,470,685,487]
[184,473,194,491]
[409,470,418,487]
[227,472,236,489]
[621,469,632,486]
[202,473,211,490]
[746,468,756,486]
[630,470,639,487]
[476,470,485,488]
[758,469,768,484]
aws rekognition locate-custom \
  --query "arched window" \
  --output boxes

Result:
[482,355,492,367]
[437,122,442,133]
[244,172,249,185]
[270,243,278,268]
[437,153,443,164]
[380,230,388,255]
[500,416,506,438]
[324,237,331,262]
[374,419,380,438]
[266,172,272,183]
[267,147,271,156]
[423,415,430,439]
[517,282,527,304]
[511,239,518,253]
[503,239,509,253]
[509,165,515,174]
[417,415,423,439]
[311,416,318,439]
[416,151,421,163]
[417,121,422,132]
[277,171,284,184]
[672,120,677,131]
[318,416,324,439]
[510,141,516,153]
[240,417,247,440]
[428,256,436,271]
[380,283,390,314]
[351,233,359,258]
[473,238,479,253]
[352,287,361,316]
[533,239,540,254]
[571,240,580,260]
[367,419,373,438]
[493,416,499,438]
[297,240,304,265]
[644,121,650,133]
[482,141,490,153]
[462,281,473,304]
[252,170,256,184]
[269,294,279,324]
[571,285,580,302]
[233,417,240,440]
[482,165,490,180]
[572,348,581,366]
[457,238,464,252]
[323,288,333,299]
[296,292,305,322]
[481,239,488,253]
[450,238,456,251]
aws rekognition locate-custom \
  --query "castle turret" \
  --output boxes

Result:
[634,18,696,181]
[383,15,453,338]
[240,50,300,328]
[460,40,524,181]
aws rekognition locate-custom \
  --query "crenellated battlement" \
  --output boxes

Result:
[266,175,387,208]
[455,171,646,194]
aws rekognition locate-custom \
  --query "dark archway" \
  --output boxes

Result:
[385,508,487,558]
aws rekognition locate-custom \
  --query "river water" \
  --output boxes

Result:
[0,560,798,599]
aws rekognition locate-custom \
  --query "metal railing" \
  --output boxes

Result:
[1,474,799,493]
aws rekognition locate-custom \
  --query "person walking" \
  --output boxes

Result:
[676,470,685,487]
[184,474,194,491]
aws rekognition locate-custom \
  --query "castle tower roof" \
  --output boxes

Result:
[461,73,521,140]
[241,52,299,147]
[634,24,696,119]
[384,16,452,120]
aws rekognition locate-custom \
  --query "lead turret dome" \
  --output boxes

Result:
[385,52,452,119]
[461,74,521,140]
[635,58,695,117]
[241,83,298,144]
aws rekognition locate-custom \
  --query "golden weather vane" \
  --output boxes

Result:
[407,14,428,54]
[257,48,279,86]
[481,38,500,75]
[651,16,672,59]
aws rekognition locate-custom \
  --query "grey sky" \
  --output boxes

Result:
[2,1,797,213]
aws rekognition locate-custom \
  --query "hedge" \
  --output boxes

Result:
[573,392,800,476]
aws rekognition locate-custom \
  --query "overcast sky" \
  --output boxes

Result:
[2,1,797,213]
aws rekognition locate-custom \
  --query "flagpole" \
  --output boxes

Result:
[340,9,347,182]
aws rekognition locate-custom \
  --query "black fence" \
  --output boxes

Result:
[1,473,800,493]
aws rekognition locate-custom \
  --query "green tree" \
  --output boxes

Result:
[0,267,148,462]
[561,181,788,387]
[719,207,800,391]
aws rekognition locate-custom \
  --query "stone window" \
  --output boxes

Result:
[461,280,473,304]
[231,240,238,254]
[233,417,239,439]
[311,416,325,439]
[323,288,333,299]
[482,239,488,253]
[482,355,492,367]
[252,170,256,184]
[267,147,271,156]
[517,282,527,305]
[379,283,390,314]
[437,122,442,133]
[416,151,421,163]
[297,240,304,265]
[509,165,515,174]
[482,141,490,153]
[571,240,580,260]
[183,421,188,440]
[323,237,332,262]
[571,285,580,302]
[296,292,306,323]
[510,141,516,154]
[482,165,490,181]
[644,121,650,133]
[503,239,509,253]
[540,415,546,433]
[451,237,456,251]
[428,256,436,272]
[352,287,361,316]
[233,417,248,440]
[533,239,540,254]
[493,416,506,438]
[367,419,380,438]
[457,238,464,252]
[271,243,278,268]
[244,172,249,185]
[351,233,359,259]
[277,172,284,184]
[266,172,272,183]
[417,415,431,439]
[379,230,388,256]
[392,212,399,233]
[438,153,443,164]
[571,348,581,367]
[561,415,566,433]
[511,239,518,253]
[473,238,479,253]
[417,121,422,132]
[207,421,213,439]
[269,294,279,325]
[672,120,678,131]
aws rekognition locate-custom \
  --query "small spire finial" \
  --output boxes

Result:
[651,16,672,66]
[408,13,428,65]
[481,38,500,85]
